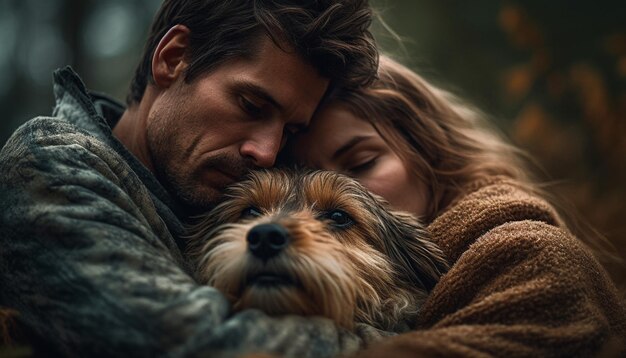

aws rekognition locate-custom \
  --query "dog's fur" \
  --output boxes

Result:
[186,169,448,330]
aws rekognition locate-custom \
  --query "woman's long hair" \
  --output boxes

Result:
[317,55,619,264]
[326,55,534,222]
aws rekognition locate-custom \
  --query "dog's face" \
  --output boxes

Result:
[186,170,448,330]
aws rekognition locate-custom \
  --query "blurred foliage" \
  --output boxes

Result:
[0,1,624,288]
[499,5,626,285]
[371,0,626,290]
[0,0,162,144]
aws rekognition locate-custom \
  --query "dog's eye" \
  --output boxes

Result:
[241,207,262,218]
[326,210,353,228]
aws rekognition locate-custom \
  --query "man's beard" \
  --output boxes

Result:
[153,152,251,215]
[145,98,252,214]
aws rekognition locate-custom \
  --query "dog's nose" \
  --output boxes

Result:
[247,223,289,261]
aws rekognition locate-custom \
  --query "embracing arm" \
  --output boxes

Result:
[356,182,626,357]
[0,120,360,357]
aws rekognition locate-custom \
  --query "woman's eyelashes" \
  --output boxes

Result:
[346,156,377,175]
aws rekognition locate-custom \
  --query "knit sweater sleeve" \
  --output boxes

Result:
[356,180,626,357]
[0,118,360,357]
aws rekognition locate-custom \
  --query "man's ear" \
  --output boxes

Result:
[152,24,190,88]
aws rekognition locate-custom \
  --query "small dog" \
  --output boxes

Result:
[186,169,448,331]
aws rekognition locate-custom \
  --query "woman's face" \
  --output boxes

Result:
[290,104,430,218]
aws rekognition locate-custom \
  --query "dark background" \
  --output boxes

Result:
[1,0,624,289]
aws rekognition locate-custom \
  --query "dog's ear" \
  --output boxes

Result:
[373,205,449,291]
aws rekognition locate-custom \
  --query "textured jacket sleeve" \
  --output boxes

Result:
[355,181,626,357]
[0,118,361,357]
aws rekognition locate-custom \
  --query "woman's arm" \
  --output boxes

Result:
[357,182,626,357]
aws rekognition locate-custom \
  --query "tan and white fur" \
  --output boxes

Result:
[186,169,448,331]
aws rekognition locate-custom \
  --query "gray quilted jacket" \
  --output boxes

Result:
[0,67,366,357]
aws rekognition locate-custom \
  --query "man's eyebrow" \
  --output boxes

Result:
[332,136,371,160]
[235,81,282,111]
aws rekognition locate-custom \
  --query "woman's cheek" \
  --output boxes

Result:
[358,175,393,201]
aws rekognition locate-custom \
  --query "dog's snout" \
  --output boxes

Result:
[247,223,289,260]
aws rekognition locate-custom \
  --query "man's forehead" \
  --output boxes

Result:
[246,43,329,120]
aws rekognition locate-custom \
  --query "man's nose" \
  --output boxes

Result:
[239,128,283,168]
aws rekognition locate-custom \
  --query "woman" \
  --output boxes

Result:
[287,55,626,356]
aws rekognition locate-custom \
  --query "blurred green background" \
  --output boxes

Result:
[0,0,624,288]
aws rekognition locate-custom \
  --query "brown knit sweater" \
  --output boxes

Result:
[356,178,626,357]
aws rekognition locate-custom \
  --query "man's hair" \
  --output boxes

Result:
[126,0,378,106]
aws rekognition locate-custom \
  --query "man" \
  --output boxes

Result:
[0,0,378,356]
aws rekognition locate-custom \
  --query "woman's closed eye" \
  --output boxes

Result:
[346,157,377,175]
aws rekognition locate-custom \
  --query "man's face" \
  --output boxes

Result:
[146,36,329,211]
